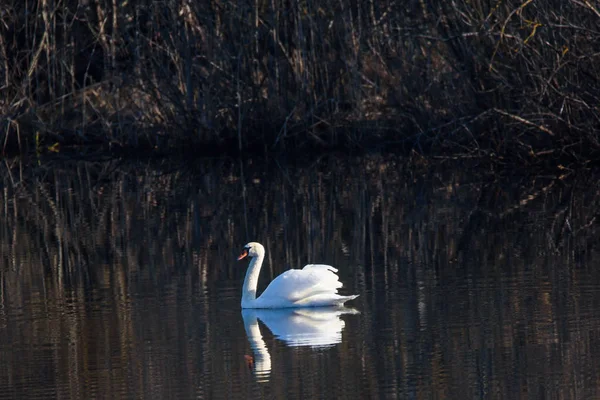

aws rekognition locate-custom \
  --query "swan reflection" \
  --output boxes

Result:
[242,307,358,382]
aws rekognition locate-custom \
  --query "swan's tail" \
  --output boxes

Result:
[297,264,358,307]
[333,294,359,305]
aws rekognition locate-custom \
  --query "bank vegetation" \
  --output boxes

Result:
[1,0,599,163]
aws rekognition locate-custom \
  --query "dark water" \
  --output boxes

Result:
[1,156,599,399]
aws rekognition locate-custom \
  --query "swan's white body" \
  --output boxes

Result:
[238,242,358,309]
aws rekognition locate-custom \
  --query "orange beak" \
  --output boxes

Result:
[237,249,249,260]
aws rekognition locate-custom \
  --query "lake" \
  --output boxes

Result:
[0,156,599,399]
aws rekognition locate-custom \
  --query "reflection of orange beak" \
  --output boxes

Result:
[244,355,254,370]
[237,249,249,260]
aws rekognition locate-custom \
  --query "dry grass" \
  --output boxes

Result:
[0,0,599,162]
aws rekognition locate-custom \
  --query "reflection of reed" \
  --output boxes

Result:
[0,158,599,398]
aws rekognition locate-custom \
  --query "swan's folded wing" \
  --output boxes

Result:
[302,264,338,273]
[259,265,343,303]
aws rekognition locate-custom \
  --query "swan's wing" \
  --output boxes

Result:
[302,264,338,273]
[259,264,343,303]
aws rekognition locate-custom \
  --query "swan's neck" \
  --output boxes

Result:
[242,253,264,306]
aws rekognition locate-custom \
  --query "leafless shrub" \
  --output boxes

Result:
[0,0,598,161]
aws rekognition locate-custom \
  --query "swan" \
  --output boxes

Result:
[237,242,358,309]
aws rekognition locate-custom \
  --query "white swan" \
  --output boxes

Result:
[237,242,359,309]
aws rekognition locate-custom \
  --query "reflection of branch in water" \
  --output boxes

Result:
[499,181,557,219]
[453,180,488,261]
[452,170,592,259]
[548,176,575,251]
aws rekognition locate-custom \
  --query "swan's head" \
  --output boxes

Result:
[237,242,265,260]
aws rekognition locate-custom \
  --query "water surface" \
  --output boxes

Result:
[0,157,599,399]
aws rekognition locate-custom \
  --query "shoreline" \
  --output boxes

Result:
[2,1,599,166]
